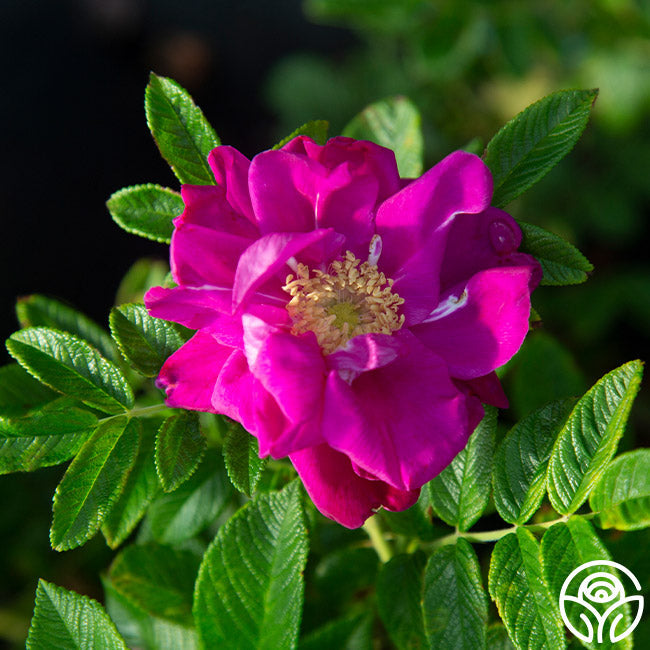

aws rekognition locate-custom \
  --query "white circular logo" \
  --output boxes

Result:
[559,560,644,643]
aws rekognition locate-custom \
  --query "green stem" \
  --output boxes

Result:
[363,515,393,563]
[98,402,170,424]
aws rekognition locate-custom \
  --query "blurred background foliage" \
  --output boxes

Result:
[1,0,649,647]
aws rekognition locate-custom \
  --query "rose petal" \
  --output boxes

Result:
[207,146,256,224]
[327,333,403,383]
[458,372,509,410]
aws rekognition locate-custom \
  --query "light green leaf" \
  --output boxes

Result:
[488,528,566,650]
[107,184,184,244]
[428,406,496,531]
[26,579,127,650]
[115,258,169,306]
[101,420,160,549]
[155,411,206,492]
[7,328,134,414]
[16,294,119,362]
[547,360,643,515]
[222,419,267,496]
[376,551,427,650]
[274,120,330,149]
[423,539,488,650]
[590,449,650,531]
[0,432,85,475]
[109,303,191,378]
[299,613,372,650]
[109,543,199,626]
[145,72,220,185]
[518,222,593,286]
[0,363,56,417]
[493,400,574,524]
[193,481,308,650]
[50,417,139,551]
[484,89,598,207]
[343,96,424,177]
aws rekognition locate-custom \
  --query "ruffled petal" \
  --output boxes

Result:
[207,146,256,224]
[327,333,403,383]
[290,443,420,528]
[412,266,534,380]
[458,372,509,410]
[145,285,232,328]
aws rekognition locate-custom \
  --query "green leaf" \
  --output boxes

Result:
[16,294,119,362]
[376,551,427,649]
[487,624,515,650]
[0,363,56,417]
[541,517,632,650]
[0,432,85,475]
[50,417,139,551]
[26,579,127,650]
[493,400,574,524]
[109,543,199,626]
[484,89,598,207]
[518,222,593,286]
[428,406,496,531]
[343,96,424,177]
[7,328,134,414]
[107,184,184,244]
[101,420,160,549]
[115,258,169,306]
[274,120,330,149]
[299,614,372,650]
[145,72,220,185]
[423,539,488,650]
[193,481,308,650]
[222,419,267,496]
[0,401,97,438]
[382,490,435,541]
[155,411,206,492]
[590,449,650,531]
[145,450,232,544]
[488,528,566,650]
[547,360,644,515]
[110,303,191,377]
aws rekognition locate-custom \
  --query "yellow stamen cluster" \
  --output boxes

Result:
[283,251,405,354]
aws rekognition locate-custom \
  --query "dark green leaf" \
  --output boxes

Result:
[299,614,372,650]
[484,89,598,207]
[493,400,574,524]
[518,222,593,286]
[155,411,205,492]
[50,417,139,551]
[145,72,219,185]
[274,120,330,149]
[429,406,496,531]
[488,528,566,650]
[423,539,488,650]
[343,96,424,177]
[547,360,643,515]
[487,624,515,650]
[7,328,134,414]
[0,363,56,417]
[590,449,650,531]
[110,303,191,378]
[0,401,97,438]
[107,184,183,244]
[0,432,85,475]
[16,294,119,362]
[115,259,169,306]
[376,551,427,650]
[382,490,435,541]
[26,579,127,650]
[193,481,308,650]
[222,419,267,496]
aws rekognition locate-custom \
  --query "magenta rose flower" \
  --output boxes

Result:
[145,136,541,528]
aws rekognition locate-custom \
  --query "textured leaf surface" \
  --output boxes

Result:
[274,120,329,149]
[222,419,267,496]
[107,184,183,244]
[0,432,85,475]
[423,539,488,650]
[0,363,56,417]
[155,411,205,492]
[590,449,650,530]
[429,406,496,531]
[376,551,427,649]
[547,360,643,514]
[493,400,574,524]
[145,73,219,185]
[193,482,308,650]
[110,303,191,377]
[343,96,423,177]
[299,614,372,650]
[109,543,199,626]
[518,222,593,286]
[489,528,566,650]
[7,328,134,414]
[16,294,119,362]
[484,89,598,207]
[50,417,139,551]
[26,579,127,650]
[0,402,97,439]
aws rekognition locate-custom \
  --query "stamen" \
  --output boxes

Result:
[282,250,405,354]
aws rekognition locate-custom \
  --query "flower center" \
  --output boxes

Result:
[282,250,405,354]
